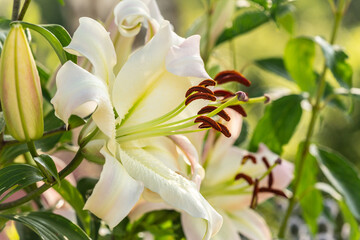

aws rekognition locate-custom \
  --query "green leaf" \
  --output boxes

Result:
[33,154,60,185]
[13,21,74,64]
[0,164,43,202]
[314,36,352,88]
[254,57,292,80]
[249,94,303,154]
[276,11,294,34]
[339,200,360,240]
[57,0,64,5]
[42,24,76,63]
[76,178,98,201]
[53,180,91,234]
[68,115,86,129]
[310,145,360,220]
[284,37,317,94]
[216,10,269,45]
[0,112,5,134]
[296,143,323,235]
[36,65,52,102]
[0,211,90,240]
[249,0,268,8]
[0,19,11,55]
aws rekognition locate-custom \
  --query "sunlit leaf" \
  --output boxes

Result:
[254,57,292,80]
[310,145,360,220]
[249,94,303,154]
[0,211,91,240]
[284,37,317,94]
[216,10,269,45]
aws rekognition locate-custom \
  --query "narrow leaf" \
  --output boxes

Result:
[339,200,360,240]
[254,57,292,80]
[33,155,60,185]
[216,10,269,45]
[0,164,43,201]
[54,180,91,234]
[314,36,352,88]
[284,37,317,94]
[0,211,90,240]
[249,94,303,154]
[310,145,360,220]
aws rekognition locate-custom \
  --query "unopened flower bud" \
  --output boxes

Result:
[0,24,43,141]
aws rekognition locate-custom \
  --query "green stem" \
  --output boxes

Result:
[11,0,21,21]
[17,0,32,21]
[203,1,213,66]
[278,1,345,237]
[0,150,84,211]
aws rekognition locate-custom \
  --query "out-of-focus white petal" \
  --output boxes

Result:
[212,211,241,240]
[51,61,115,137]
[229,209,271,240]
[114,0,163,39]
[166,35,210,79]
[65,17,116,86]
[112,22,172,123]
[84,148,144,229]
[118,146,222,240]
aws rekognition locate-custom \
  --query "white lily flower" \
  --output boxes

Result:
[130,109,294,240]
[51,12,225,238]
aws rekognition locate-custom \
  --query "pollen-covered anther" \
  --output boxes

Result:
[213,90,235,99]
[241,154,256,164]
[250,178,259,209]
[185,86,214,98]
[234,173,254,185]
[214,70,251,87]
[194,116,221,131]
[218,122,231,137]
[197,106,231,121]
[235,91,249,102]
[185,92,216,105]
[227,105,247,117]
[198,79,216,87]
[258,187,288,198]
[262,157,274,188]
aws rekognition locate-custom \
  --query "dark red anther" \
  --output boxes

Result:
[185,86,214,98]
[198,106,231,121]
[198,123,212,129]
[185,93,217,105]
[198,79,216,87]
[242,154,257,164]
[227,105,247,117]
[235,91,249,102]
[234,173,254,185]
[194,116,221,131]
[262,157,274,188]
[214,70,251,87]
[218,122,231,137]
[213,90,235,99]
[275,158,282,165]
[250,179,259,209]
[258,188,287,198]
[264,94,271,104]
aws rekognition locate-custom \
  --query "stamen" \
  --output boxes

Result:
[264,94,271,104]
[185,92,216,105]
[275,158,282,165]
[185,86,214,97]
[198,106,230,121]
[258,187,287,198]
[234,173,254,185]
[250,179,259,209]
[213,90,235,99]
[194,116,221,131]
[198,79,216,87]
[235,91,249,102]
[242,154,256,164]
[227,105,247,117]
[218,122,231,137]
[262,157,273,188]
[214,70,251,87]
[198,123,212,129]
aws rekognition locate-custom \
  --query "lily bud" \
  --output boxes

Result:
[0,24,43,141]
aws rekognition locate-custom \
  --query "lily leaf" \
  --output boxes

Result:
[33,154,60,185]
[254,57,292,81]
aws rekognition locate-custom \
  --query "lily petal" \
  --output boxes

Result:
[229,208,271,240]
[166,34,210,79]
[65,17,116,86]
[84,147,144,229]
[129,200,173,222]
[51,61,115,137]
[118,146,222,239]
[212,211,241,240]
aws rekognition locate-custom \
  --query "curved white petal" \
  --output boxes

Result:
[212,211,241,240]
[129,201,173,222]
[65,17,116,86]
[229,209,271,240]
[84,147,144,229]
[114,0,163,38]
[51,61,115,137]
[118,146,222,239]
[166,35,210,79]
